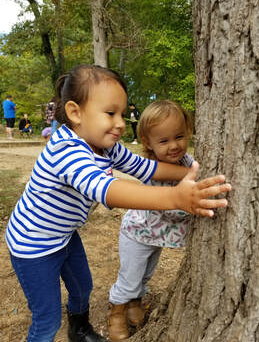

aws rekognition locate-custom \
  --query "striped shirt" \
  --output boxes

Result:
[6,125,157,258]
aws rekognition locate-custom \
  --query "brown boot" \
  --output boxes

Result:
[127,299,145,327]
[107,303,129,341]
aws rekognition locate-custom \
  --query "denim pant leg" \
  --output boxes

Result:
[10,250,65,342]
[61,231,93,314]
[50,120,58,136]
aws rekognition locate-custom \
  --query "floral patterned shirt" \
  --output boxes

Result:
[120,153,194,248]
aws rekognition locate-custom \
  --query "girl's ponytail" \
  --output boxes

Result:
[55,74,71,127]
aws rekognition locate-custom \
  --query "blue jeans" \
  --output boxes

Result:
[51,120,58,136]
[10,231,93,342]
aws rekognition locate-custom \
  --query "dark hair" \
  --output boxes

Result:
[6,95,12,99]
[129,103,135,107]
[55,64,127,128]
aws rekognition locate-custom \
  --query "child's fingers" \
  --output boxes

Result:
[193,198,228,217]
[183,161,199,181]
[198,198,228,209]
[197,174,227,190]
[194,208,214,217]
[199,183,232,199]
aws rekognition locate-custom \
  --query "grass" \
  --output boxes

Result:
[0,170,25,228]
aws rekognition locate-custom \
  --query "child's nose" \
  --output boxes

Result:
[169,140,178,150]
[115,116,126,129]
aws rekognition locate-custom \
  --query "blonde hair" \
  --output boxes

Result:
[137,100,192,160]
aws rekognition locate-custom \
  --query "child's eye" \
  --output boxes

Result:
[176,135,184,140]
[106,111,115,116]
[159,140,167,144]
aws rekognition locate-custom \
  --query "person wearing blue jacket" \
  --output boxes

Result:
[3,95,16,139]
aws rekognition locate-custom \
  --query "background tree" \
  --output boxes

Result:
[91,0,108,67]
[122,0,194,111]
[27,0,62,86]
[0,0,93,123]
[0,0,194,129]
[130,0,259,341]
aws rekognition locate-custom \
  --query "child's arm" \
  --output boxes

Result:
[106,162,231,217]
[111,143,188,183]
[152,161,189,181]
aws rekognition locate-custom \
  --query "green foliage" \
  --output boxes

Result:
[0,51,53,129]
[117,0,194,112]
[143,28,194,109]
[122,122,137,143]
[0,0,194,123]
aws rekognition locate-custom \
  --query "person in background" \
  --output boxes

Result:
[3,94,16,139]
[129,103,140,144]
[19,113,33,136]
[41,126,52,142]
[46,97,58,136]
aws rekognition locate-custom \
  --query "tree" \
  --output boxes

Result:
[0,0,194,119]
[122,0,194,111]
[27,0,58,85]
[90,0,144,68]
[130,0,259,341]
[91,0,108,67]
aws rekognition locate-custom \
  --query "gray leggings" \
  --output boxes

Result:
[109,232,162,304]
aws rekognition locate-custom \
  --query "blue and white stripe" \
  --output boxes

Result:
[6,125,157,258]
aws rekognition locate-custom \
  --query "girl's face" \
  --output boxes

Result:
[73,79,127,155]
[146,113,188,164]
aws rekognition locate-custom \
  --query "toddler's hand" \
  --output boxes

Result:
[175,161,232,217]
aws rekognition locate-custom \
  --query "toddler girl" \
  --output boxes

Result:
[6,65,231,342]
[108,100,201,341]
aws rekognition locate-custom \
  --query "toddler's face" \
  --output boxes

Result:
[146,113,188,164]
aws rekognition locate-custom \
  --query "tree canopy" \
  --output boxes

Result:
[0,0,194,125]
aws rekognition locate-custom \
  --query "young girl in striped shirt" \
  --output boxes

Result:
[6,65,231,342]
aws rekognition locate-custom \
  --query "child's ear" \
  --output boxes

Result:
[65,101,82,126]
[142,137,152,150]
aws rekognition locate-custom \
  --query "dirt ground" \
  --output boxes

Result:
[0,144,185,342]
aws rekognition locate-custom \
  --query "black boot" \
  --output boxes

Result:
[67,307,107,342]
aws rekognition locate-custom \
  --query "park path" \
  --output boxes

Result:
[0,140,136,181]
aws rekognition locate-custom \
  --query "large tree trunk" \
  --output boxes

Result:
[131,0,259,341]
[91,0,109,67]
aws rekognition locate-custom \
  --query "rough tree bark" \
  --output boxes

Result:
[91,0,109,67]
[131,0,259,341]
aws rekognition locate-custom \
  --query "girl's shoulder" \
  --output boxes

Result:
[106,141,129,157]
[48,125,94,155]
[179,153,194,167]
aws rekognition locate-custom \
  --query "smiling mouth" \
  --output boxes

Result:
[169,152,181,158]
[110,133,120,139]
